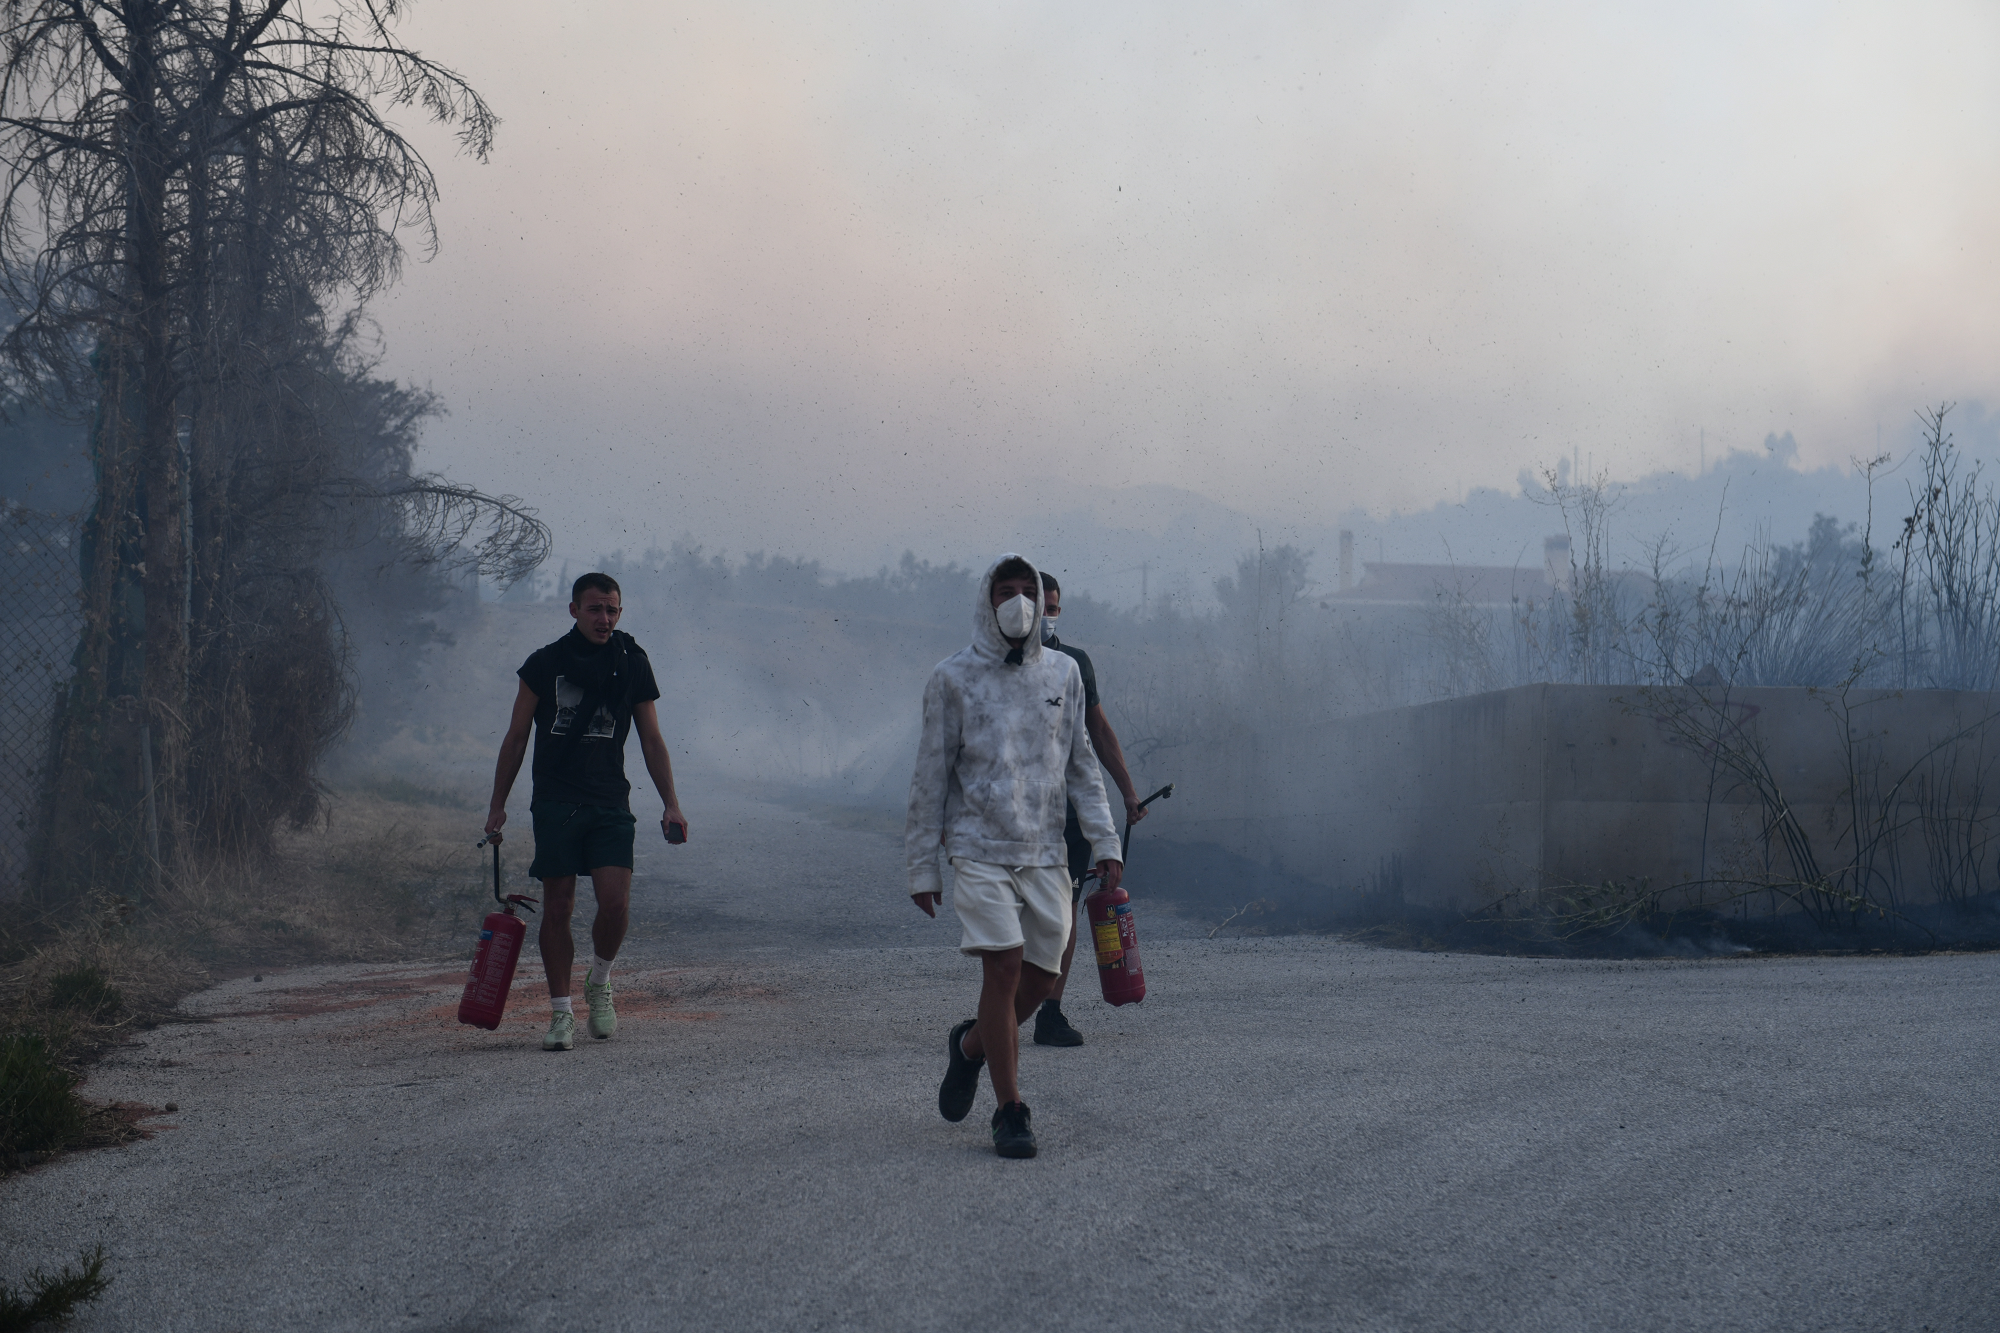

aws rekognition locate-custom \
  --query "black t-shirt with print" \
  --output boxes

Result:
[517,629,662,810]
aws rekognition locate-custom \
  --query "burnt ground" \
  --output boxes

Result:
[1141,835,2000,957]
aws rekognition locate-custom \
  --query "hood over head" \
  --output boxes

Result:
[973,551,1046,665]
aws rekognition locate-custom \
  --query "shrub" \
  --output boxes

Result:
[0,1033,89,1158]
[0,1246,111,1331]
[45,968,121,1021]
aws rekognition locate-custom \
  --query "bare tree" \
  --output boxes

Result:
[0,3,537,882]
[1889,404,2000,690]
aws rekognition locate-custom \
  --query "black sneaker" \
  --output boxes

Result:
[1033,1000,1084,1047]
[938,1018,983,1122]
[991,1101,1037,1158]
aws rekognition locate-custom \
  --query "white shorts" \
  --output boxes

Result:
[950,858,1073,974]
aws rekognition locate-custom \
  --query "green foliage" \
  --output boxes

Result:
[44,968,120,1020]
[0,1246,111,1331]
[0,1032,89,1157]
[593,543,990,628]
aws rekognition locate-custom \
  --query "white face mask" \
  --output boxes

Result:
[995,592,1037,639]
[1040,612,1059,644]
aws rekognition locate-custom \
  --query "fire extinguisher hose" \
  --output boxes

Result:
[1122,782,1174,861]
[476,836,540,915]
[1083,781,1175,890]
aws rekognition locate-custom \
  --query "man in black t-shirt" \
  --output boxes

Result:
[1035,573,1146,1048]
[484,572,689,1051]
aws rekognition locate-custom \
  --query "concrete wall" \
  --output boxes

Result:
[1165,684,2000,915]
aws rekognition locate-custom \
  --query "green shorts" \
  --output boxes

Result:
[528,803,637,880]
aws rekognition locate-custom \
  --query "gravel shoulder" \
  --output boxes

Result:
[4,795,1997,1332]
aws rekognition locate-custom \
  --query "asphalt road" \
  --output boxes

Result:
[4,793,1997,1332]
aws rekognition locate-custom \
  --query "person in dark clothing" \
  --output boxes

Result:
[484,572,689,1051]
[1033,573,1146,1047]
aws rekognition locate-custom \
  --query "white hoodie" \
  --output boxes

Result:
[905,553,1122,898]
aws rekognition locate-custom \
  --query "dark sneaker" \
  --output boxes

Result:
[991,1101,1037,1158]
[1033,1000,1084,1047]
[938,1018,984,1122]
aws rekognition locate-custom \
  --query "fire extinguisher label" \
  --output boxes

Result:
[479,930,494,941]
[1088,896,1144,1005]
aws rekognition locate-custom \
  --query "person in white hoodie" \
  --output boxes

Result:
[907,553,1123,1158]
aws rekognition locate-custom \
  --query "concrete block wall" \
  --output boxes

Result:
[1164,684,2000,915]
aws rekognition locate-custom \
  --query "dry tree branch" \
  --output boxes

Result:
[1207,901,1265,939]
[328,474,551,588]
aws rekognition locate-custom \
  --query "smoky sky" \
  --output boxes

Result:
[370,0,2000,580]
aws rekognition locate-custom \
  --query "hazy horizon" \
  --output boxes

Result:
[232,1,2000,594]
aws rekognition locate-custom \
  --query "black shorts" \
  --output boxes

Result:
[528,802,636,880]
[1064,802,1093,902]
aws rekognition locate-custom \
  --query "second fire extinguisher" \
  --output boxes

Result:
[457,836,540,1031]
[1082,782,1173,1008]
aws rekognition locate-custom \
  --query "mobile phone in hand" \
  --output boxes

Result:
[665,821,686,844]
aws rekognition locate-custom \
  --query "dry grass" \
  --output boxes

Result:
[169,786,491,969]
[0,915,202,1173]
[1,784,489,1175]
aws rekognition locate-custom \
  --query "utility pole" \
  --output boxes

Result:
[1115,562,1152,611]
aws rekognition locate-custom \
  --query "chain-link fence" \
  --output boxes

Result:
[1,503,80,899]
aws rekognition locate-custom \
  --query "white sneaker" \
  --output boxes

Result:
[543,1010,576,1051]
[583,979,617,1040]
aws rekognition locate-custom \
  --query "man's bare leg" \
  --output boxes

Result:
[539,869,633,996]
[1031,894,1088,1048]
[586,866,632,963]
[539,875,580,996]
[960,947,1060,1105]
[577,866,632,1038]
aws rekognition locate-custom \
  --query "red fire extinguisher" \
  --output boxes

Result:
[1082,782,1173,1008]
[457,837,539,1030]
